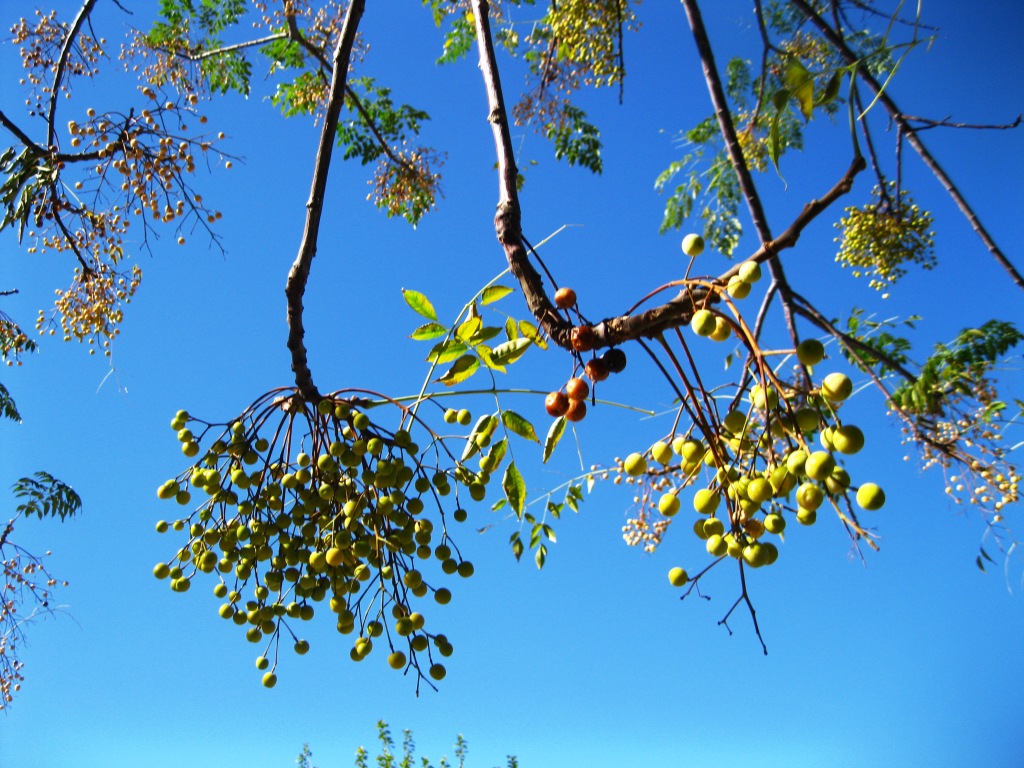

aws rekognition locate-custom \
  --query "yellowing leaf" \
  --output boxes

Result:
[543,416,566,463]
[402,289,437,321]
[436,354,479,386]
[481,285,514,305]
[427,339,468,364]
[410,322,448,341]
[492,337,532,365]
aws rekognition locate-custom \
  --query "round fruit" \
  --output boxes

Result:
[554,287,577,309]
[294,640,310,655]
[429,663,447,681]
[668,567,689,587]
[658,493,681,517]
[710,317,732,342]
[796,508,817,526]
[623,453,648,477]
[565,377,590,401]
[726,275,752,299]
[690,309,717,337]
[703,517,724,537]
[856,483,886,511]
[750,383,779,411]
[565,399,587,422]
[584,358,609,382]
[722,410,747,435]
[832,425,865,455]
[706,534,728,557]
[545,391,569,417]
[682,233,705,257]
[571,325,595,352]
[821,372,853,402]
[746,477,773,504]
[795,482,824,511]
[388,651,407,670]
[693,489,720,515]
[738,260,762,284]
[651,441,673,466]
[456,409,472,426]
[764,513,786,534]
[796,339,825,367]
[262,672,277,688]
[601,348,627,373]
[804,451,836,481]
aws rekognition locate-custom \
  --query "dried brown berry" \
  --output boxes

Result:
[571,325,595,352]
[545,391,569,417]
[554,287,577,309]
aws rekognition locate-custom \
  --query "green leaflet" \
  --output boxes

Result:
[501,410,539,443]
[502,461,526,517]
[402,289,438,321]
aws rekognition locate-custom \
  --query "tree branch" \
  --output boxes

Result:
[680,0,801,345]
[47,0,99,148]
[469,0,863,353]
[789,0,1024,290]
[285,0,366,402]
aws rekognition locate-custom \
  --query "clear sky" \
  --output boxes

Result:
[1,2,1023,767]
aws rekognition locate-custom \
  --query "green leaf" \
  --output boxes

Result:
[487,438,508,468]
[402,289,438,321]
[436,354,479,386]
[462,414,499,461]
[502,462,526,517]
[455,315,482,341]
[504,316,519,341]
[491,338,532,366]
[481,285,514,305]
[783,59,814,121]
[410,322,448,341]
[534,543,547,570]
[426,339,468,364]
[518,320,548,350]
[541,524,557,543]
[543,416,566,463]
[468,326,502,345]
[510,533,524,561]
[473,344,506,373]
[501,410,539,443]
[13,471,81,521]
[1,382,22,422]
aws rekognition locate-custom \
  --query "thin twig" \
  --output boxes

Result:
[47,0,99,148]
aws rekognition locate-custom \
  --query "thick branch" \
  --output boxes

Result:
[469,0,861,352]
[789,0,1024,290]
[285,0,366,402]
[470,0,569,348]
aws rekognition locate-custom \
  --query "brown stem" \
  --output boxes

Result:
[789,0,1024,290]
[680,0,800,345]
[47,0,99,148]
[0,110,42,153]
[470,0,570,348]
[285,0,366,402]
[469,0,862,353]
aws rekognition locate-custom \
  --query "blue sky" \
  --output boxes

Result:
[1,2,1023,767]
